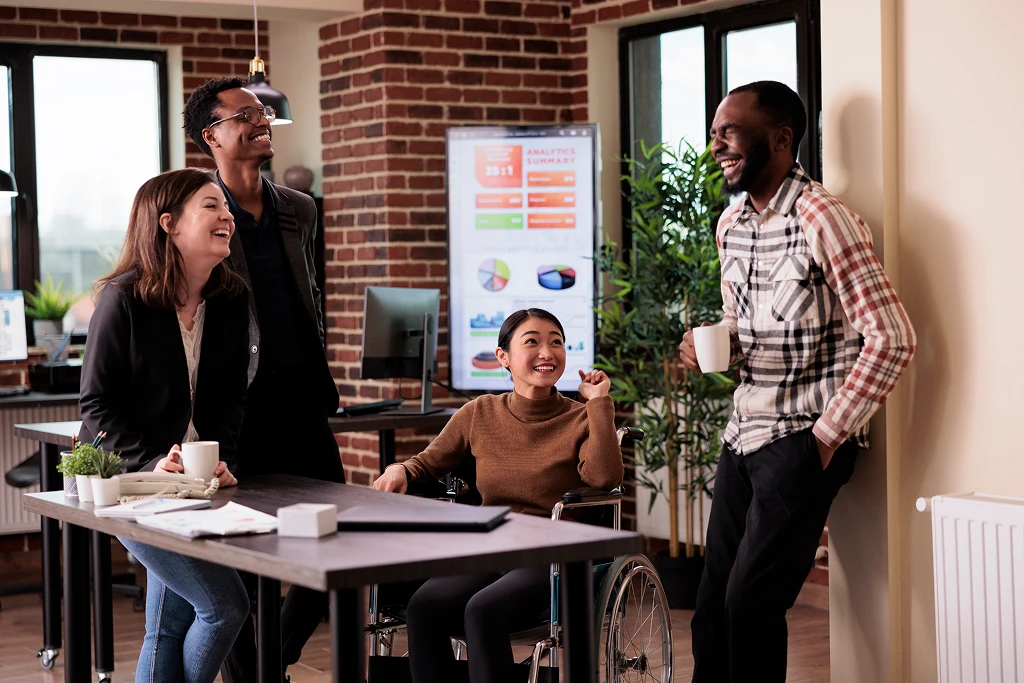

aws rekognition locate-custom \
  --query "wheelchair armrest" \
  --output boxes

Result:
[616,426,645,446]
[561,487,622,505]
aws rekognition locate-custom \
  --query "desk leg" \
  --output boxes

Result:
[39,442,62,662]
[561,560,595,683]
[329,587,363,683]
[257,576,282,683]
[377,429,396,475]
[63,522,91,683]
[91,531,114,679]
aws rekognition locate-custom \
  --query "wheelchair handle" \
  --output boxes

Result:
[617,427,645,445]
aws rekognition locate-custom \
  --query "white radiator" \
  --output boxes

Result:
[918,493,1024,683]
[0,404,80,534]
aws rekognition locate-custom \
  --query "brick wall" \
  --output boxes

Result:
[317,0,577,486]
[0,6,270,168]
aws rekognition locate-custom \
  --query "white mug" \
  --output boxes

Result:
[692,325,731,373]
[179,441,219,481]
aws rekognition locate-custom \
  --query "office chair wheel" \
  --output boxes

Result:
[37,647,58,670]
[596,555,673,682]
[97,673,113,682]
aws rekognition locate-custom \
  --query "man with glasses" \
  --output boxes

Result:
[183,76,345,683]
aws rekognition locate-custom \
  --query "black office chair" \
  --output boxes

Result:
[3,451,146,613]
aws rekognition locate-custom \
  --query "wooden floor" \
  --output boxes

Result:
[0,591,829,682]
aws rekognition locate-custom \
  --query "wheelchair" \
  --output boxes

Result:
[365,426,674,683]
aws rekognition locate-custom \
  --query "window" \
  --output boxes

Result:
[0,44,169,333]
[621,0,821,180]
[0,65,14,290]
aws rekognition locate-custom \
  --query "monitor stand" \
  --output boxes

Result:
[394,312,443,416]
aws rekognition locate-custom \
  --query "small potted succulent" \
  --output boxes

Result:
[90,448,124,506]
[25,275,79,340]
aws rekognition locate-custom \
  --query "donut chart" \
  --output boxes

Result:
[471,351,502,369]
[537,265,576,290]
[478,259,510,291]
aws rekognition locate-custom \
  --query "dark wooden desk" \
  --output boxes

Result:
[328,408,457,474]
[25,475,643,683]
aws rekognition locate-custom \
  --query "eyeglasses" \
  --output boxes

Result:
[207,105,276,129]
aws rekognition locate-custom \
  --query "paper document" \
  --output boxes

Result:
[135,502,278,539]
[94,498,212,519]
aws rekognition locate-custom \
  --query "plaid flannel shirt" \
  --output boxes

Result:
[717,165,917,455]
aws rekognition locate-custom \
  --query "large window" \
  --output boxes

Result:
[0,44,168,333]
[620,0,821,180]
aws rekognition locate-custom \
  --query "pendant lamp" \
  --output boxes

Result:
[247,0,292,125]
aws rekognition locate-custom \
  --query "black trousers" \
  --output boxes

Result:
[221,375,347,682]
[405,566,550,683]
[691,428,858,683]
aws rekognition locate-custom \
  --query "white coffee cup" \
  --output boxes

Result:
[692,325,732,373]
[179,441,219,481]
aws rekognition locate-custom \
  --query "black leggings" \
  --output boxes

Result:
[406,565,550,683]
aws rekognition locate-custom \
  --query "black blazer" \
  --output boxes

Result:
[225,181,340,417]
[78,274,250,473]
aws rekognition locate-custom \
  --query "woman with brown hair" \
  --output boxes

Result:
[79,168,252,683]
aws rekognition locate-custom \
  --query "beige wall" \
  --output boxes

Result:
[898,0,1024,680]
[267,19,325,195]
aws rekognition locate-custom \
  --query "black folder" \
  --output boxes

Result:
[336,504,510,532]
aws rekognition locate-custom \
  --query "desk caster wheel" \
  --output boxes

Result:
[97,672,113,682]
[37,647,59,670]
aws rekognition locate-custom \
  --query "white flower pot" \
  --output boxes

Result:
[75,475,94,503]
[91,477,120,506]
[33,319,63,339]
[60,451,78,498]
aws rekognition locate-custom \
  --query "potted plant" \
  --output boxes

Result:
[90,448,123,506]
[25,275,79,340]
[595,140,735,608]
[56,446,96,498]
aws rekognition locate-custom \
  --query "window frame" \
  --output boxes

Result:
[618,0,822,182]
[0,43,171,292]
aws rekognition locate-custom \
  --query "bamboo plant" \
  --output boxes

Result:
[595,140,735,559]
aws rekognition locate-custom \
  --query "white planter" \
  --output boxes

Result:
[75,475,94,503]
[60,451,78,498]
[91,477,120,506]
[33,319,63,339]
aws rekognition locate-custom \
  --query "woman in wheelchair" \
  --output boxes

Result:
[373,308,623,683]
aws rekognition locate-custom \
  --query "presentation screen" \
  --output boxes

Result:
[0,291,28,362]
[446,125,598,392]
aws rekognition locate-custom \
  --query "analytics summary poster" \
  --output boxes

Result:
[446,125,598,392]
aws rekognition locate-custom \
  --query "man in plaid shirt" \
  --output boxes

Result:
[678,81,916,682]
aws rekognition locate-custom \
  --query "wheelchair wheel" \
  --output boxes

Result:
[595,554,673,682]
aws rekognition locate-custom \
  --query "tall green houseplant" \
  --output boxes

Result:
[596,140,734,565]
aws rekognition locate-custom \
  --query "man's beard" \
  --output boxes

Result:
[722,135,771,195]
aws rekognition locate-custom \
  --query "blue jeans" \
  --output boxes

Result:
[119,538,249,683]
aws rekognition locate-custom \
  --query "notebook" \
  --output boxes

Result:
[336,504,510,532]
[135,502,278,539]
[94,498,212,519]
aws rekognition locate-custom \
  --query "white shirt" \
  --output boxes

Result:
[177,301,206,444]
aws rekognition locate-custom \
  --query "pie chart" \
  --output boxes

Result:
[537,265,576,290]
[478,259,510,291]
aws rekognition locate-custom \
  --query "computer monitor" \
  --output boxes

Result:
[0,291,28,362]
[360,286,442,414]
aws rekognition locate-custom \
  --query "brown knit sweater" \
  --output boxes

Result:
[401,391,623,517]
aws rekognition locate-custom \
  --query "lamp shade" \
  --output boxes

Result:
[0,170,16,198]
[247,57,291,125]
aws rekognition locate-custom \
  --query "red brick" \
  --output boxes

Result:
[101,12,139,26]
[445,0,481,11]
[425,52,461,67]
[39,26,79,40]
[523,108,557,122]
[463,89,500,103]
[597,5,623,20]
[121,29,159,43]
[424,87,462,102]
[446,70,484,86]
[501,55,536,69]
[160,31,195,44]
[195,61,234,75]
[485,71,521,87]
[80,27,118,42]
[485,36,520,51]
[353,34,373,50]
[141,14,178,27]
[406,0,443,9]
[446,34,483,50]
[59,9,99,23]
[651,0,678,8]
[381,11,420,28]
[181,16,218,29]
[320,23,339,41]
[425,15,460,31]
[408,33,444,48]
[463,17,500,33]
[501,90,537,105]
[622,0,650,17]
[0,24,37,39]
[524,4,560,18]
[19,7,58,21]
[484,1,522,17]
[448,105,483,121]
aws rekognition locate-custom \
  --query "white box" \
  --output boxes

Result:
[276,504,337,538]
